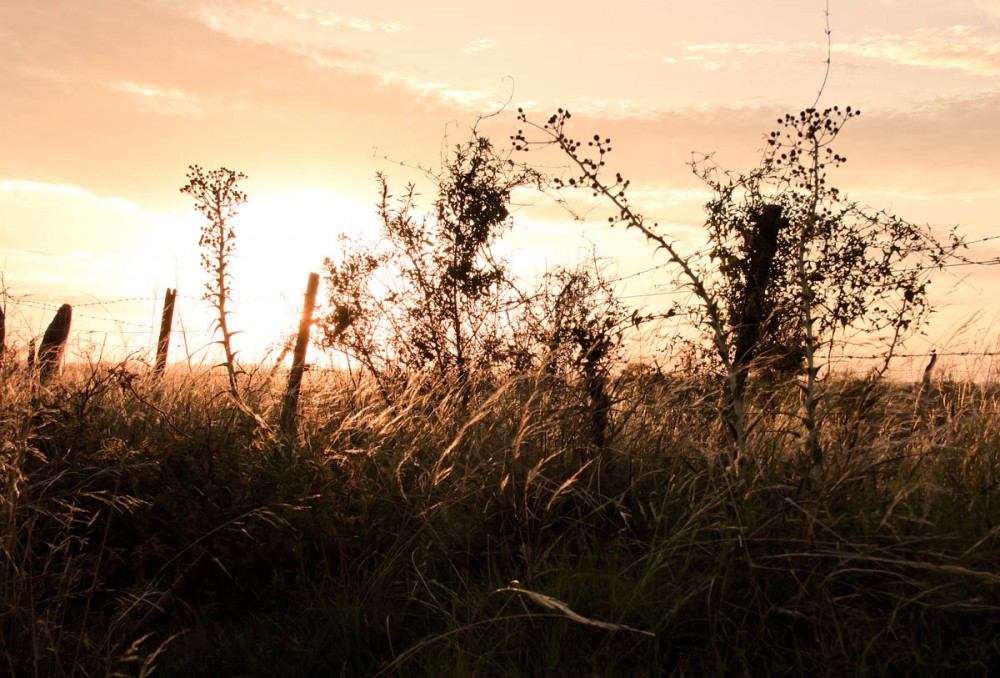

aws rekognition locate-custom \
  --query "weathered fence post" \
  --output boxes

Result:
[917,349,940,411]
[280,272,320,440]
[38,304,72,382]
[27,338,36,370]
[154,288,177,378]
[0,306,5,362]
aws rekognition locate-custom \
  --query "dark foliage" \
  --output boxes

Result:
[319,134,541,396]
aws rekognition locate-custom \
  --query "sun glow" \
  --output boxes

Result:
[0,186,384,368]
[216,187,382,362]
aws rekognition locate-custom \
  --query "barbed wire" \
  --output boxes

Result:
[71,296,163,308]
[13,299,159,330]
[3,274,999,378]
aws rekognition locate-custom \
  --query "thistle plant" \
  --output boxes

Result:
[181,165,247,398]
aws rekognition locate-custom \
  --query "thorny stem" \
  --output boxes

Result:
[515,112,748,467]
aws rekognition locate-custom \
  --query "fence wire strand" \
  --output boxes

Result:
[1,273,997,382]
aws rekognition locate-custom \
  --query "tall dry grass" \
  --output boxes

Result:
[2,357,1000,675]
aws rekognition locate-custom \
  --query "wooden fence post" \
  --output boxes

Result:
[38,304,72,382]
[154,288,177,378]
[0,306,5,362]
[280,273,320,439]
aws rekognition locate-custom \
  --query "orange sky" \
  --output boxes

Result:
[1,0,998,374]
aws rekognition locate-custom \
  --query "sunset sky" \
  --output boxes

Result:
[2,0,998,374]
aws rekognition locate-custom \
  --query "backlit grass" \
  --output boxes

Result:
[3,359,1000,676]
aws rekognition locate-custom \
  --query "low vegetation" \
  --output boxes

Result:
[2,358,1000,676]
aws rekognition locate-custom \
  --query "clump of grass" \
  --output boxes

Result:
[3,356,1000,675]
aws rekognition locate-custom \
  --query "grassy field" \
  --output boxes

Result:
[3,359,1000,676]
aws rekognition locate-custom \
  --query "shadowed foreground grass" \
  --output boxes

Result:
[2,360,1000,676]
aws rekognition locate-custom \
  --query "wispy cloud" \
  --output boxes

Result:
[548,98,670,121]
[111,81,200,115]
[843,26,1000,76]
[0,180,144,213]
[681,40,805,73]
[460,38,498,54]
[665,25,1000,77]
[378,71,450,95]
[682,39,815,57]
[642,40,819,71]
[626,187,715,209]
[276,2,411,34]
[374,71,515,111]
[189,0,407,67]
[865,186,1000,203]
[440,88,500,108]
